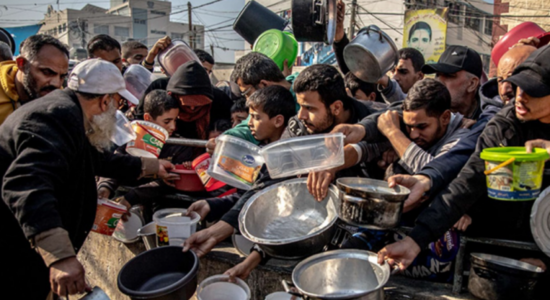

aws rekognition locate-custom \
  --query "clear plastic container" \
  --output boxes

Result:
[124,64,153,102]
[209,135,264,190]
[158,40,201,76]
[153,208,200,247]
[111,110,136,146]
[197,275,251,300]
[260,133,345,179]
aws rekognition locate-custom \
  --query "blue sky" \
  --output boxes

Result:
[0,0,245,63]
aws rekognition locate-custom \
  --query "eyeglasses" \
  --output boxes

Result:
[240,85,257,97]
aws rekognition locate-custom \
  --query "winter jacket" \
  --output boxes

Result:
[409,105,550,254]
[0,60,20,125]
[0,89,145,298]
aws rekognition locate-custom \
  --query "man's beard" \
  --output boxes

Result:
[87,98,117,152]
[304,110,335,134]
[22,64,56,100]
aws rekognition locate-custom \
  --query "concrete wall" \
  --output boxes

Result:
[500,0,550,32]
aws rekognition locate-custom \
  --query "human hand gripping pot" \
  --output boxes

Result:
[182,221,234,257]
[50,257,91,296]
[387,174,431,213]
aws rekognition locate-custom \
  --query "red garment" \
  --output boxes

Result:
[178,94,212,140]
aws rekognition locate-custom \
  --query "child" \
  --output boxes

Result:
[208,119,232,140]
[230,98,249,128]
[185,86,296,276]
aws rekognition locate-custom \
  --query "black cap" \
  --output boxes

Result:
[504,45,550,98]
[167,61,214,99]
[422,45,483,78]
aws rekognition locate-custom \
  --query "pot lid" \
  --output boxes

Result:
[326,0,337,44]
[113,211,143,243]
[531,186,550,257]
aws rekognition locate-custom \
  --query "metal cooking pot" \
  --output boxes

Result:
[336,178,409,230]
[468,253,545,300]
[343,25,399,83]
[291,0,336,44]
[283,249,390,300]
[137,222,158,251]
[239,178,338,259]
[233,1,289,45]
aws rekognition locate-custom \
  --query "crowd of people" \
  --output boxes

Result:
[2,0,550,298]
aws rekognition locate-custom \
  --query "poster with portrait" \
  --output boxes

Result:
[403,8,448,64]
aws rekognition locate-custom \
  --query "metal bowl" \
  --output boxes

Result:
[336,178,410,229]
[291,249,389,300]
[239,178,338,259]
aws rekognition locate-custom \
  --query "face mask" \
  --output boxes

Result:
[110,110,137,146]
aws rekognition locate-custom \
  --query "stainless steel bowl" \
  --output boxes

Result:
[290,249,389,300]
[239,178,338,259]
[336,178,410,229]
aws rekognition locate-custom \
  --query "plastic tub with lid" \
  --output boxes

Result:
[260,133,345,179]
[153,208,200,247]
[253,29,298,71]
[197,275,250,300]
[126,120,169,158]
[158,40,201,76]
[480,147,549,201]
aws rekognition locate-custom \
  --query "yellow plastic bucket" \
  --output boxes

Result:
[480,147,548,201]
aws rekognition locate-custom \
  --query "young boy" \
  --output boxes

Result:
[230,98,249,128]
[97,90,184,200]
[185,85,295,270]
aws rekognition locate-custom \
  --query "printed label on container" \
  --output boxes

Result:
[156,225,170,246]
[218,155,261,185]
[195,158,211,185]
[485,160,544,200]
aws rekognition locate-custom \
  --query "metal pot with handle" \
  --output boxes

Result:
[282,249,395,300]
[291,0,336,44]
[343,25,399,83]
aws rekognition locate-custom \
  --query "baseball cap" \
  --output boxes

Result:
[68,59,139,105]
[422,45,483,78]
[504,44,550,98]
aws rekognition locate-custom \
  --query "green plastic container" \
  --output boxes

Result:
[253,29,298,71]
[480,147,549,201]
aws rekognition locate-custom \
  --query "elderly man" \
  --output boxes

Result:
[0,35,69,124]
[1,59,173,299]
[379,46,550,285]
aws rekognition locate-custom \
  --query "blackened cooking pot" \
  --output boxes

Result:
[291,0,336,44]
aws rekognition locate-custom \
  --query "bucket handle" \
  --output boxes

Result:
[282,280,306,298]
[364,25,385,43]
[313,0,324,25]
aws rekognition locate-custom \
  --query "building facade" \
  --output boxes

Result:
[39,0,203,56]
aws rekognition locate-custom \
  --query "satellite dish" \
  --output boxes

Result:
[0,28,15,54]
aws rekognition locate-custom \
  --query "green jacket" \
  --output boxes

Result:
[224,73,298,145]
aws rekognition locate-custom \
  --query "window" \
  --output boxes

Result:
[151,30,167,35]
[94,24,109,35]
[484,17,492,35]
[465,9,481,31]
[115,26,129,37]
[171,32,184,40]
[63,23,67,32]
[150,10,166,16]
[58,25,62,33]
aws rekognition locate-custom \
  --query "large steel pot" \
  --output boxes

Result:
[239,178,338,259]
[468,253,544,300]
[291,0,336,44]
[343,25,399,83]
[336,178,409,230]
[284,249,390,300]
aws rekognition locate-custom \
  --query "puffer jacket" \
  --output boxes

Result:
[0,60,19,125]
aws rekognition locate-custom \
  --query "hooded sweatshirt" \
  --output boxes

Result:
[0,61,20,125]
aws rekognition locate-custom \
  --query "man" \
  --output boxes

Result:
[194,49,214,75]
[345,72,377,102]
[283,64,382,138]
[0,41,13,62]
[1,59,173,298]
[141,36,171,72]
[0,34,69,125]
[87,34,123,71]
[379,45,550,277]
[121,40,148,66]
[422,45,483,120]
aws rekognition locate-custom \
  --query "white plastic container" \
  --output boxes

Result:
[260,133,345,178]
[197,275,251,300]
[209,135,264,190]
[153,208,200,247]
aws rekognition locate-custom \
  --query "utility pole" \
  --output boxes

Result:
[349,0,357,38]
[210,44,214,59]
[188,2,193,49]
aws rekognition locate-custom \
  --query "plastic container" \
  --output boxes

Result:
[197,275,251,300]
[172,165,206,192]
[92,199,128,236]
[153,208,200,247]
[253,29,298,71]
[492,22,547,66]
[111,110,137,146]
[126,120,169,158]
[260,133,345,179]
[233,1,289,45]
[192,153,227,192]
[158,40,201,76]
[480,147,549,201]
[209,135,264,190]
[124,64,153,103]
[265,292,294,300]
[112,207,144,243]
